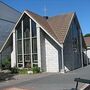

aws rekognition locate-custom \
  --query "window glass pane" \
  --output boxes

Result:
[31,20,36,37]
[33,64,38,67]
[24,55,31,68]
[32,54,38,63]
[24,55,31,62]
[72,23,78,50]
[32,38,37,53]
[17,40,22,54]
[17,23,22,39]
[23,16,30,38]
[24,39,30,54]
[25,62,31,68]
[18,55,22,63]
[24,28,30,38]
[18,64,23,68]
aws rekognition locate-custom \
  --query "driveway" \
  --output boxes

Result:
[0,65,90,90]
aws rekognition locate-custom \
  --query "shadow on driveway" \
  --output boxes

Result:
[0,72,15,82]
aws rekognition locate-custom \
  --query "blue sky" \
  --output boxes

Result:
[1,0,90,35]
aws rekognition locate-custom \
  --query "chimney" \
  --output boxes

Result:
[43,16,48,19]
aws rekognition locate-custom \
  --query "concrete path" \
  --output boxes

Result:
[0,73,55,89]
[0,65,90,90]
[3,87,29,90]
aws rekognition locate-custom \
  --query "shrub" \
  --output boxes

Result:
[10,67,41,74]
[84,33,90,37]
[18,68,28,74]
[32,67,40,74]
[2,57,11,70]
[10,67,19,74]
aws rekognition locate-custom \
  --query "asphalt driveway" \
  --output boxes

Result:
[0,65,90,90]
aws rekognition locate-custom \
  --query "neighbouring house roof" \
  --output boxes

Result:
[84,37,90,47]
[26,10,74,44]
[0,1,21,50]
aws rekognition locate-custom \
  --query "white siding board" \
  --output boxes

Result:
[45,38,59,72]
[87,47,90,63]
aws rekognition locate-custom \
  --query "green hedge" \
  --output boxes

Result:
[18,68,28,74]
[10,67,19,74]
[10,66,41,74]
[32,67,40,74]
[2,57,11,70]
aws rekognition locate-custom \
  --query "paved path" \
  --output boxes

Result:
[0,73,54,89]
[0,65,90,90]
[2,87,29,90]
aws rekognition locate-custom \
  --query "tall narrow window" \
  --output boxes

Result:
[31,20,38,66]
[17,55,22,63]
[16,21,23,65]
[17,23,22,39]
[23,15,31,68]
[24,39,30,54]
[23,16,30,38]
[16,15,38,68]
[17,40,22,54]
[31,20,36,37]
[32,38,37,53]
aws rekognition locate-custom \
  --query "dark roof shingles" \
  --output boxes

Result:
[26,10,74,44]
[26,10,59,43]
[47,13,74,43]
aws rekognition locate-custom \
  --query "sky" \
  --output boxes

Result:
[1,0,90,35]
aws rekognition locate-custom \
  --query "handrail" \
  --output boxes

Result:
[74,78,90,90]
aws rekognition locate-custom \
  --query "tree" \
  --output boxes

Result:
[84,33,90,37]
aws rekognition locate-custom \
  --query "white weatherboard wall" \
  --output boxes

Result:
[87,50,90,59]
[11,30,16,67]
[45,38,59,72]
[87,47,90,63]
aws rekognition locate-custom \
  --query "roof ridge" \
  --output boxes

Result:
[26,10,60,43]
[26,10,75,44]
[48,12,75,20]
[26,10,43,18]
[62,13,75,43]
[47,12,75,43]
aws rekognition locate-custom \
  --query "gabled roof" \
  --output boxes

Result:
[47,13,74,43]
[0,10,75,52]
[26,10,74,44]
[26,10,59,43]
[84,37,90,47]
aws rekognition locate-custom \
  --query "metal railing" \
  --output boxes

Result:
[74,78,90,90]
